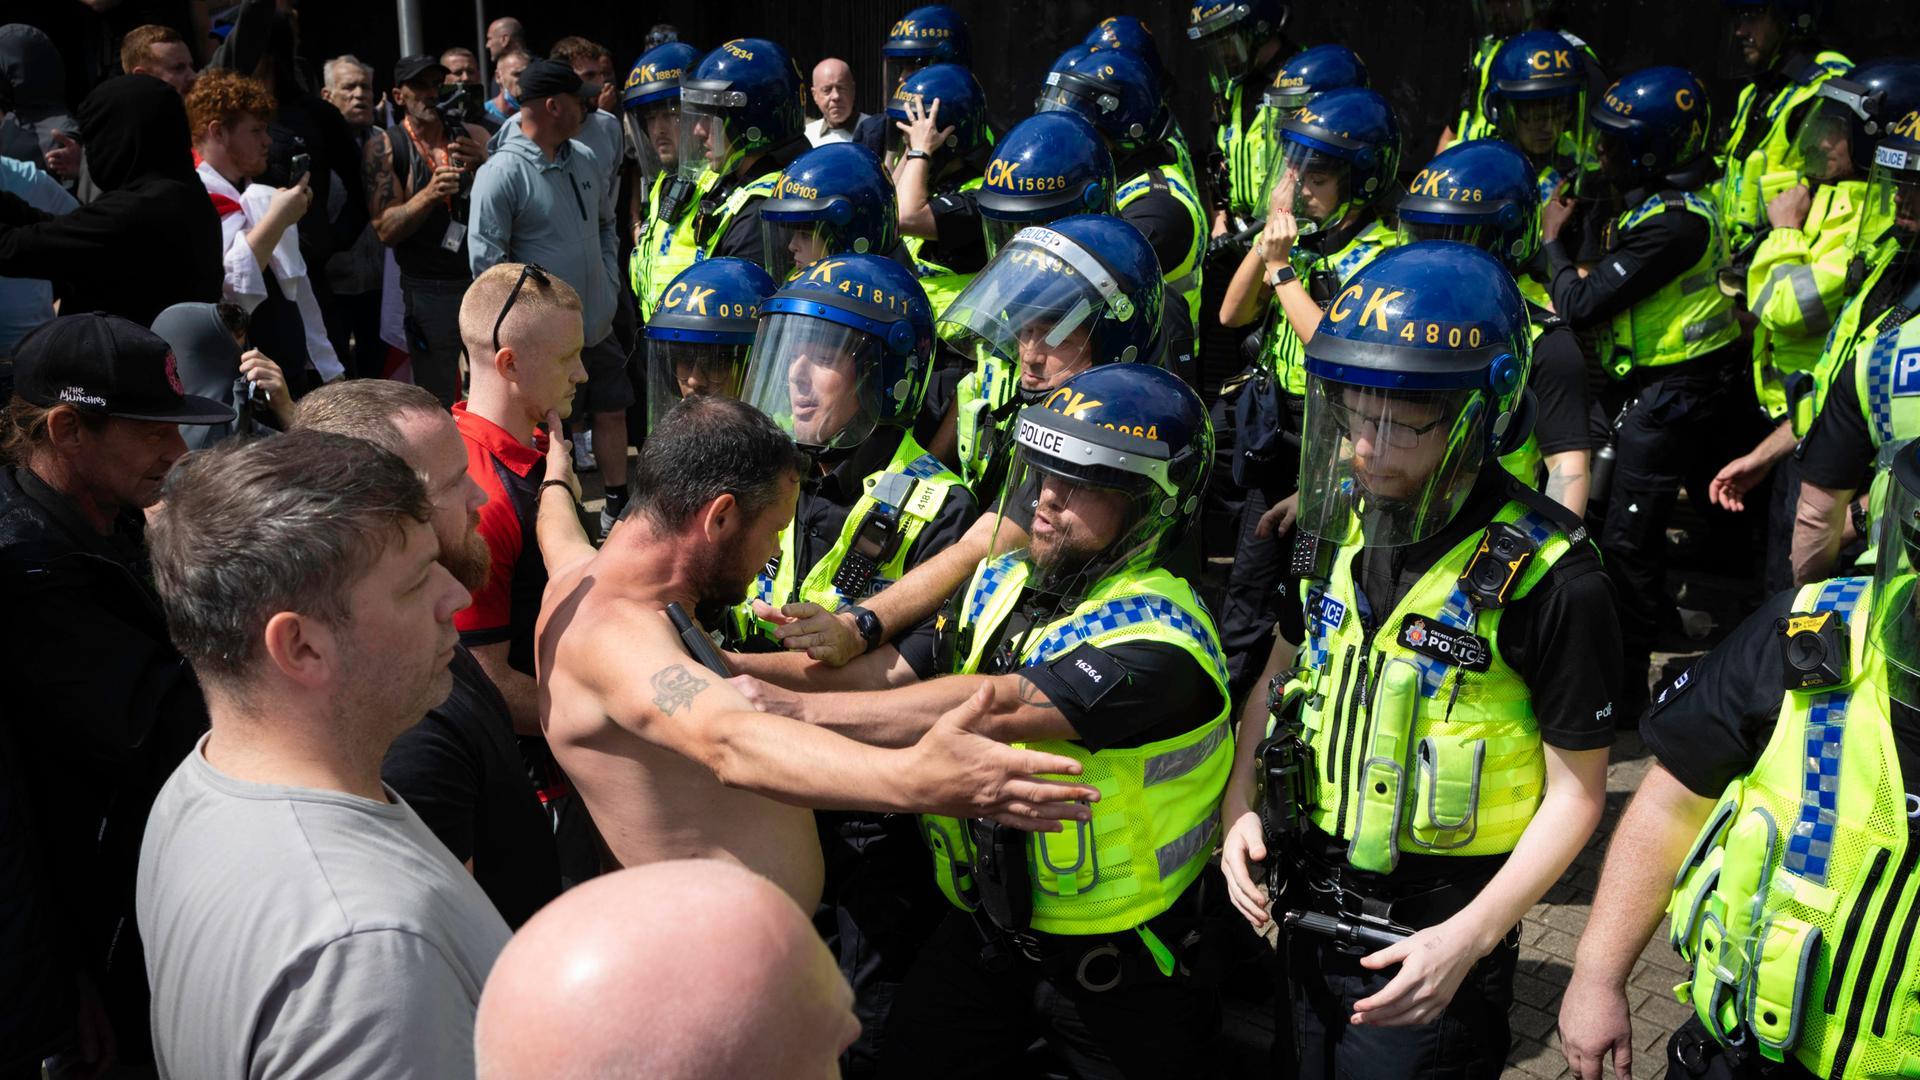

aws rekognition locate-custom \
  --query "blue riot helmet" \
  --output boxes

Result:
[623,41,699,189]
[758,143,899,284]
[1399,140,1542,269]
[1262,44,1369,114]
[643,258,777,432]
[998,363,1213,594]
[1588,67,1714,192]
[1297,242,1533,547]
[975,112,1117,256]
[1486,30,1588,168]
[1085,16,1172,90]
[884,63,990,167]
[941,214,1165,404]
[1858,110,1920,267]
[677,40,805,182]
[1037,45,1167,157]
[1269,86,1401,236]
[741,254,936,452]
[1187,0,1289,92]
[1789,59,1920,185]
[882,5,972,97]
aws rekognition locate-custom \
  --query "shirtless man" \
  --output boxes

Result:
[537,395,1099,908]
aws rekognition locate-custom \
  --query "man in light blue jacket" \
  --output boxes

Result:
[469,59,630,533]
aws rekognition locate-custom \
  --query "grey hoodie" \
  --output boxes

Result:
[467,119,618,346]
[0,25,75,175]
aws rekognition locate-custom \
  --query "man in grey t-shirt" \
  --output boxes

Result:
[136,430,511,1078]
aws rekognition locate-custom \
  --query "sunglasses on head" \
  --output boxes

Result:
[494,262,552,353]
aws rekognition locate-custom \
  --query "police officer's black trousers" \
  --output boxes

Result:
[1285,925,1519,1079]
[1221,390,1306,705]
[877,911,1223,1079]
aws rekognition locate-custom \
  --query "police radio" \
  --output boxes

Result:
[1777,609,1850,691]
[657,175,697,231]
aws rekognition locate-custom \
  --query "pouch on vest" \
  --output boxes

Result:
[1409,736,1485,851]
[1348,658,1419,874]
[1745,913,1822,1058]
[921,815,979,911]
[1669,793,1739,956]
[973,819,1035,931]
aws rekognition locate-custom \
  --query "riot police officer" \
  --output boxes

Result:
[1399,138,1596,515]
[1188,0,1295,240]
[623,40,705,319]
[1084,14,1200,184]
[1717,0,1852,256]
[1563,438,1920,1080]
[1250,44,1371,205]
[1215,85,1402,702]
[1542,66,1753,716]
[746,362,1229,1079]
[758,141,911,283]
[1441,0,1585,152]
[1712,60,1920,593]
[881,4,972,100]
[1482,29,1599,206]
[1791,105,1920,584]
[640,256,776,431]
[722,253,977,1075]
[1219,242,1617,1079]
[678,38,810,268]
[888,62,993,317]
[1037,44,1206,369]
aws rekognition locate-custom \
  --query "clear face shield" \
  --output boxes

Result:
[1035,72,1128,138]
[676,89,744,181]
[1719,6,1786,80]
[1576,124,1634,200]
[742,312,886,452]
[1398,215,1505,254]
[1189,7,1256,91]
[1499,92,1584,165]
[643,338,750,432]
[760,219,842,285]
[1869,449,1920,706]
[1296,378,1491,547]
[883,54,932,100]
[1856,151,1920,266]
[625,99,682,190]
[1266,139,1354,236]
[992,409,1172,601]
[939,229,1139,399]
[1790,92,1862,184]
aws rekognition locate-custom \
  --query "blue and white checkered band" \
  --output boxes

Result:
[1021,593,1229,686]
[751,554,780,607]
[1303,583,1338,672]
[965,552,1028,627]
[1406,510,1557,699]
[1865,311,1904,447]
[1535,167,1563,206]
[1783,575,1869,886]
[1330,233,1382,283]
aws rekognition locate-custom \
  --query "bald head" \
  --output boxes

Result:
[811,58,856,129]
[486,17,525,60]
[475,860,858,1080]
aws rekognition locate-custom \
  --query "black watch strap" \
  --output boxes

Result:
[846,604,885,647]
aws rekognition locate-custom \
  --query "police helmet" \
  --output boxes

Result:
[1297,242,1532,547]
[1399,140,1542,269]
[1723,0,1827,39]
[885,63,990,164]
[1037,45,1167,156]
[643,258,777,432]
[1085,16,1173,91]
[1791,59,1920,183]
[1486,30,1588,165]
[1002,363,1212,591]
[941,213,1166,406]
[759,143,899,284]
[1262,44,1369,114]
[677,40,805,181]
[882,5,972,97]
[624,42,700,185]
[1860,109,1920,260]
[1269,86,1401,233]
[975,112,1117,256]
[1187,0,1289,91]
[742,253,936,452]
[1869,440,1920,704]
[1589,67,1714,190]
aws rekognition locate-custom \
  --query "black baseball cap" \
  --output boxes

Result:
[394,55,450,87]
[12,313,230,425]
[515,59,584,102]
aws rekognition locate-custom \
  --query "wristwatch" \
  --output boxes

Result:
[905,149,933,162]
[844,604,886,649]
[1266,263,1298,289]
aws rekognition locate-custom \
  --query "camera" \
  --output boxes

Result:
[436,82,487,130]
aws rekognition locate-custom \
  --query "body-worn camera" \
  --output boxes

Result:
[1778,609,1850,691]
[1458,520,1538,610]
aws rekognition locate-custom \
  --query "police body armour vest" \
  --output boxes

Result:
[1287,498,1573,873]
[632,169,721,320]
[1217,79,1277,220]
[1264,218,1400,396]
[727,432,961,647]
[1720,52,1854,250]
[919,554,1232,935]
[1117,164,1207,332]
[1604,192,1739,378]
[904,175,985,317]
[1666,576,1920,1079]
[1750,179,1865,430]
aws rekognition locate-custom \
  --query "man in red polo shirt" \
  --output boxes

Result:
[453,261,586,732]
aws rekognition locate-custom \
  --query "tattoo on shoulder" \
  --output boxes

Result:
[652,663,709,716]
[1017,674,1059,710]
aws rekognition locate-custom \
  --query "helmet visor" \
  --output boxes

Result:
[676,91,742,180]
[761,219,839,285]
[884,55,931,99]
[742,312,885,451]
[939,228,1140,396]
[1869,450,1920,705]
[1497,93,1582,163]
[1297,376,1491,547]
[1189,14,1254,91]
[644,338,750,432]
[991,411,1168,599]
[1858,150,1920,262]
[625,100,681,189]
[1036,72,1131,143]
[1266,139,1353,234]
[1790,95,1860,184]
[1398,217,1503,255]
